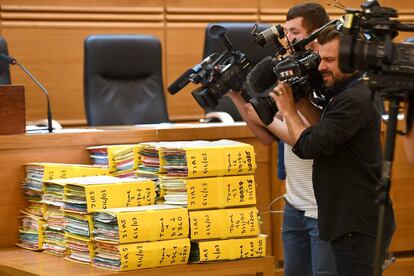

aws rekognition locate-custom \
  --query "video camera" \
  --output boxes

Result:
[339,0,414,96]
[248,21,338,125]
[167,25,254,110]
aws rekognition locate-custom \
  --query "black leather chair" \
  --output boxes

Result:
[202,22,276,121]
[0,36,12,84]
[84,35,169,126]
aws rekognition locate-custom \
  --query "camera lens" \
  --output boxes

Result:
[249,96,278,126]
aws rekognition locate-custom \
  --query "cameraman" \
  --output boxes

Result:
[227,3,337,276]
[272,25,395,275]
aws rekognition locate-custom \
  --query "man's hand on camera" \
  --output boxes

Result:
[225,90,244,102]
[271,82,296,117]
[270,82,307,143]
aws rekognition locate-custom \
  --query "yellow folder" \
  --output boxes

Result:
[189,207,260,240]
[190,235,266,262]
[91,205,189,244]
[187,174,256,209]
[45,176,156,213]
[25,162,110,181]
[161,174,257,209]
[92,238,191,271]
[159,140,257,178]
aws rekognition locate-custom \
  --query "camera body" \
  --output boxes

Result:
[168,25,254,110]
[250,50,325,125]
[339,0,414,95]
[190,51,253,109]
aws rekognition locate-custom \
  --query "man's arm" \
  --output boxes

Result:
[227,91,305,146]
[225,92,276,145]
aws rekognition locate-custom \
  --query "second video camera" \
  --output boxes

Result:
[168,25,253,109]
[339,0,414,93]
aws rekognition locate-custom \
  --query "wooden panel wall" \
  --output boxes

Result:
[1,0,413,124]
[0,0,165,126]
[165,0,258,121]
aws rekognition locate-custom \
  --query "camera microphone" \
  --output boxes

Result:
[245,56,278,95]
[168,55,215,95]
[0,53,54,133]
[168,68,194,95]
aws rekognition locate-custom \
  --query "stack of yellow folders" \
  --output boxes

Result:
[43,175,157,264]
[158,139,257,207]
[156,140,266,262]
[20,163,109,257]
[188,207,265,262]
[91,205,190,271]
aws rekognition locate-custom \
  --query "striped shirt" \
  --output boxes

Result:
[283,143,318,218]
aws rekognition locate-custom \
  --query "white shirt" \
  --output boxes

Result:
[283,143,318,218]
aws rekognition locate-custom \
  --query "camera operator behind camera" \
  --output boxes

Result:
[273,24,395,276]
[226,3,338,276]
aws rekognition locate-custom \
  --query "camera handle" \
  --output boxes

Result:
[373,96,400,276]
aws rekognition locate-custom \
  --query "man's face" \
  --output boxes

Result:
[285,17,309,43]
[318,39,352,88]
[285,17,316,50]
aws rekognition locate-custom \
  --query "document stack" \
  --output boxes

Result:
[86,144,141,177]
[42,182,66,257]
[16,211,46,251]
[155,139,266,262]
[91,205,190,271]
[19,163,109,256]
[111,144,141,177]
[137,141,192,201]
[42,175,156,263]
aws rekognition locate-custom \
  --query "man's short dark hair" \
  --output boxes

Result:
[286,2,330,33]
[317,24,341,45]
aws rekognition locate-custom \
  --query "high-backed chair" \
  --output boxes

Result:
[0,36,12,84]
[84,35,169,126]
[202,22,276,121]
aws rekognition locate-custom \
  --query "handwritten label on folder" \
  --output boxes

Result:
[190,207,259,240]
[42,165,109,180]
[186,146,256,178]
[198,236,266,261]
[187,175,256,210]
[119,238,190,271]
[116,207,189,243]
[85,182,155,212]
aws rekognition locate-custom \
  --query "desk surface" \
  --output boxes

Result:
[0,248,275,276]
[0,123,280,258]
